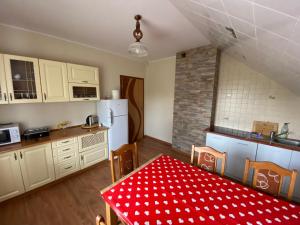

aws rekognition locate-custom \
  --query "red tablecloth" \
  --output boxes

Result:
[102,155,300,225]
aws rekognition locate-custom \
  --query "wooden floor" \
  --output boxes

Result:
[0,137,189,225]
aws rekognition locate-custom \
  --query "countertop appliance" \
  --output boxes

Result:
[23,127,50,140]
[97,99,128,153]
[0,123,21,146]
[86,115,98,126]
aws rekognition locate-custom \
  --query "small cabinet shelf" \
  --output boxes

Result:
[69,83,100,101]
[4,54,42,103]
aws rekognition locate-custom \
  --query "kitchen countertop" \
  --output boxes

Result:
[206,126,300,152]
[0,125,108,153]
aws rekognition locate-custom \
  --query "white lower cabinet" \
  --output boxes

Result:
[206,133,257,182]
[19,144,55,191]
[0,151,25,202]
[288,151,300,202]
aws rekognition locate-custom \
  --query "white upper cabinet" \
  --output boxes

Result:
[0,54,9,104]
[18,144,55,191]
[0,151,25,202]
[67,63,99,84]
[39,59,69,102]
[4,54,42,103]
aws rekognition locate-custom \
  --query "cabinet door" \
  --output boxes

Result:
[69,83,100,101]
[79,146,107,169]
[0,151,25,202]
[19,144,55,191]
[4,54,42,103]
[205,133,229,174]
[226,138,258,182]
[0,54,9,104]
[39,59,69,102]
[256,144,292,195]
[289,151,300,202]
[67,63,99,84]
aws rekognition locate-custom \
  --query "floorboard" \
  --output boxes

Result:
[0,137,189,225]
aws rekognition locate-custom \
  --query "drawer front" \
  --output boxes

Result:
[52,137,77,148]
[55,151,77,164]
[52,144,78,156]
[55,160,79,179]
[78,131,107,152]
[79,146,107,169]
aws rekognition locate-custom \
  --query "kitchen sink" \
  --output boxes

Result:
[274,138,300,147]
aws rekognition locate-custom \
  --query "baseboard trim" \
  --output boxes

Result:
[143,135,172,146]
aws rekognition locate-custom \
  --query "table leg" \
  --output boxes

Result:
[105,202,118,225]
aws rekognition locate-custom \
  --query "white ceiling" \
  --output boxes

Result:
[0,0,300,94]
[170,0,300,95]
[0,0,209,60]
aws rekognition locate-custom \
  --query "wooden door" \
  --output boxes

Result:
[4,54,42,103]
[39,59,69,102]
[120,75,144,143]
[0,151,25,202]
[19,143,55,191]
[0,54,9,104]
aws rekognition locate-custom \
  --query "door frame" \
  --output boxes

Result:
[120,75,144,141]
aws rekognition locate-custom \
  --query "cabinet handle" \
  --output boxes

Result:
[237,142,248,146]
[64,166,73,170]
[14,152,17,160]
[64,155,72,159]
[83,99,90,101]
[20,152,23,159]
[61,141,70,144]
[62,148,71,152]
[44,93,47,100]
[81,155,84,161]
[10,93,12,101]
[4,93,7,101]
[82,80,88,83]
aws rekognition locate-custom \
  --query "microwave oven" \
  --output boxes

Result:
[0,123,21,146]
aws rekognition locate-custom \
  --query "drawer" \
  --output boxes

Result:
[52,137,77,148]
[52,144,78,156]
[79,146,107,169]
[54,151,78,164]
[55,160,79,179]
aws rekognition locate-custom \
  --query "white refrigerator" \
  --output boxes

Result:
[97,99,128,154]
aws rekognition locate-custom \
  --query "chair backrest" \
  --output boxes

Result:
[191,146,226,176]
[96,215,106,225]
[110,143,138,183]
[243,158,298,200]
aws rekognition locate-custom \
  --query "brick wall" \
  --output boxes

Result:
[172,45,220,153]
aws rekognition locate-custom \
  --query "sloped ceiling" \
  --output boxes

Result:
[170,0,300,95]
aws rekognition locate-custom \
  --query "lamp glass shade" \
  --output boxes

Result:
[128,42,148,57]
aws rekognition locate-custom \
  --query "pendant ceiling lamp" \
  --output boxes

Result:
[128,15,148,57]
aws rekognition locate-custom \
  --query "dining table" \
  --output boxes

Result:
[101,154,300,225]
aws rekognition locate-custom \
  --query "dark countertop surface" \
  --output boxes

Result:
[0,125,108,153]
[206,126,300,152]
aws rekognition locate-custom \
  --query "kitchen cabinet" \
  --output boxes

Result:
[287,151,300,202]
[67,63,99,84]
[19,144,55,191]
[256,144,292,195]
[4,54,42,103]
[79,146,107,169]
[206,133,257,182]
[0,151,25,202]
[69,83,100,101]
[39,59,69,102]
[0,54,9,104]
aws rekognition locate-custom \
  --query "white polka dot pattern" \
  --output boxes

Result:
[102,155,300,225]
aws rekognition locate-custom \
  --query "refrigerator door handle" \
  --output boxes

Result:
[110,108,114,126]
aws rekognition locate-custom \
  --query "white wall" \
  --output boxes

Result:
[144,57,176,143]
[215,54,300,139]
[0,24,145,129]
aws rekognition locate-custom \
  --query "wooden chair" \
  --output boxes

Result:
[96,215,106,225]
[110,143,138,183]
[243,158,298,200]
[191,146,226,176]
